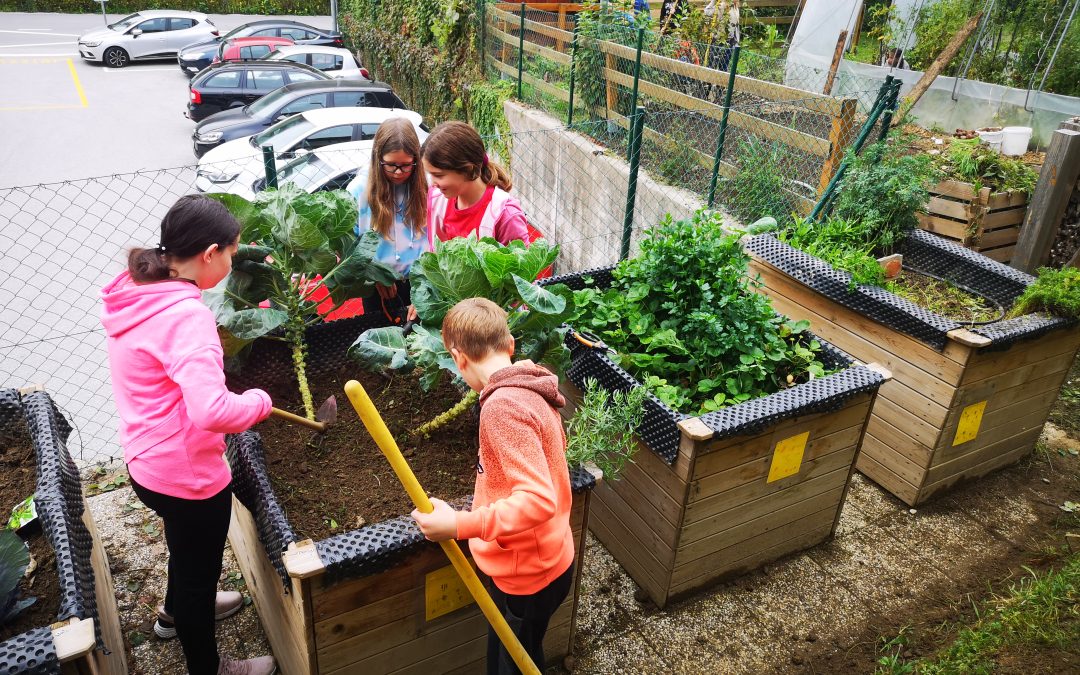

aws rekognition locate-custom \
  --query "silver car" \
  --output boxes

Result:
[78,11,218,68]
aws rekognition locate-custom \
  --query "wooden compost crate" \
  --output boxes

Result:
[546,268,889,608]
[223,316,597,674]
[0,388,126,675]
[917,179,1029,263]
[745,229,1080,506]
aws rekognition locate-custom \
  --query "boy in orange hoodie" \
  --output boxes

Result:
[411,297,574,674]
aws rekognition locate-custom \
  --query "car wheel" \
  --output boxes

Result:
[104,47,129,68]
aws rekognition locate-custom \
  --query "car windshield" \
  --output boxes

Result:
[245,86,296,117]
[108,13,142,31]
[276,154,334,190]
[250,114,316,152]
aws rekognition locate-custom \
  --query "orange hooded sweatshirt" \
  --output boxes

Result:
[455,360,574,595]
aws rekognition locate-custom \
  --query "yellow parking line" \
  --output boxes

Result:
[66,57,88,108]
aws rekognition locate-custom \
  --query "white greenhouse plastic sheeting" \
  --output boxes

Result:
[784,0,1080,148]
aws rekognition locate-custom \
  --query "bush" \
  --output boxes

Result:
[0,0,325,13]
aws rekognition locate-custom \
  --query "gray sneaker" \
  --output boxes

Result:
[153,591,244,639]
[217,655,276,675]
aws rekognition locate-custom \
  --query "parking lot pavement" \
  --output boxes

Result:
[0,12,332,188]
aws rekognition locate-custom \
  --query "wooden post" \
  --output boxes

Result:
[899,12,982,115]
[1012,129,1080,272]
[823,29,848,95]
[818,98,857,195]
[605,52,617,111]
[557,5,567,51]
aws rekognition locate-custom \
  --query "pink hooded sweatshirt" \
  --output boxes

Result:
[101,271,271,500]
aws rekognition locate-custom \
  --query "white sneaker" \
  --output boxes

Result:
[153,591,244,639]
[217,655,276,675]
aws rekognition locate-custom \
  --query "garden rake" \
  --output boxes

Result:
[343,379,541,675]
[269,395,337,433]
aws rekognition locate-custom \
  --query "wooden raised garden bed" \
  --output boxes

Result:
[224,316,597,674]
[745,229,1080,507]
[547,267,889,608]
[917,179,1029,263]
[0,388,126,675]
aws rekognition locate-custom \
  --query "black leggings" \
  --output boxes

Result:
[131,476,232,675]
[486,563,574,675]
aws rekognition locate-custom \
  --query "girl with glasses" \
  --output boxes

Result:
[421,121,530,247]
[349,117,429,324]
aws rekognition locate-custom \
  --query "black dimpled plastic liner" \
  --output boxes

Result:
[0,389,103,673]
[548,266,886,464]
[744,230,1075,353]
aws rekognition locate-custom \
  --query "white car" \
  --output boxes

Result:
[78,11,218,68]
[265,45,370,80]
[196,108,425,194]
[202,140,378,200]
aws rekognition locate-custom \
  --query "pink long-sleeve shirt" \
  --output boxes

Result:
[101,271,271,499]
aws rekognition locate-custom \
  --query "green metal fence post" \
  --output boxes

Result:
[878,76,900,141]
[707,44,740,208]
[567,20,579,126]
[517,3,526,99]
[622,106,646,260]
[262,146,277,190]
[628,27,645,114]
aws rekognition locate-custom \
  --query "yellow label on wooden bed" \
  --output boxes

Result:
[425,563,476,621]
[952,400,987,446]
[767,431,810,483]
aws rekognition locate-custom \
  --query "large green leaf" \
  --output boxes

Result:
[512,238,559,282]
[418,239,495,306]
[408,324,460,392]
[323,231,399,305]
[228,258,283,306]
[511,284,576,335]
[222,307,289,340]
[512,275,566,315]
[235,244,273,262]
[409,264,451,324]
[292,189,358,244]
[206,193,268,241]
[348,327,413,375]
[0,528,32,620]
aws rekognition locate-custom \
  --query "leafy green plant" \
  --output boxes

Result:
[572,210,827,415]
[724,136,799,230]
[565,379,646,480]
[207,184,399,419]
[466,79,514,166]
[876,626,914,675]
[0,529,36,627]
[832,135,940,245]
[349,236,576,434]
[778,216,887,287]
[1011,267,1080,320]
[936,139,1039,194]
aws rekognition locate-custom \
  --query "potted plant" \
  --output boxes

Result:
[550,210,889,608]
[210,198,598,674]
[0,387,126,675]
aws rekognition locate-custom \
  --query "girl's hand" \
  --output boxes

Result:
[411,497,457,541]
[376,282,398,300]
[407,304,418,321]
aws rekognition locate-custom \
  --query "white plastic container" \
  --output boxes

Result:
[1001,126,1033,156]
[977,128,1004,152]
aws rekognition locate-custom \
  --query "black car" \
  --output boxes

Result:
[177,19,344,77]
[192,79,408,157]
[186,60,331,122]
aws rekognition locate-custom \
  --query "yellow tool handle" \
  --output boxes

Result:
[269,407,326,432]
[343,380,541,675]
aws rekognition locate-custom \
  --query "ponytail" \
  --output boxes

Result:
[128,194,240,283]
[480,160,512,192]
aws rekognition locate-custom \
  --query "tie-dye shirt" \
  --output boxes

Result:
[350,173,429,275]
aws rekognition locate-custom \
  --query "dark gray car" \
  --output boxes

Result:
[191,79,410,157]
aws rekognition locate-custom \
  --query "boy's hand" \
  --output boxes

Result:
[411,498,458,542]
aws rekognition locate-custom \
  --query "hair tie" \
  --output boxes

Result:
[156,243,167,254]
[482,153,490,168]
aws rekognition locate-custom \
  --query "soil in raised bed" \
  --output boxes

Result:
[886,269,1002,325]
[0,429,61,643]
[254,364,481,542]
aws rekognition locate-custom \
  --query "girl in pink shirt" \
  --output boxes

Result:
[421,121,531,247]
[100,195,275,675]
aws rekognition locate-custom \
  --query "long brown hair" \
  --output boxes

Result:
[127,194,239,283]
[421,121,512,192]
[366,118,427,238]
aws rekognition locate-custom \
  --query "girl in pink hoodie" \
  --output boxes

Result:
[101,195,275,675]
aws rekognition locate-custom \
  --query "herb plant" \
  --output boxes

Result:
[725,137,799,230]
[1010,267,1080,320]
[572,210,827,415]
[935,139,1038,194]
[349,236,576,434]
[0,529,36,627]
[207,184,399,419]
[565,379,646,480]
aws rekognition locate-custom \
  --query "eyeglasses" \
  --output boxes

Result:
[380,161,416,174]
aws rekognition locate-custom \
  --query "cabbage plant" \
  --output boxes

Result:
[0,529,36,627]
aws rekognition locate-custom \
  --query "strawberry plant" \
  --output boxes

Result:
[572,210,827,415]
[206,184,399,419]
